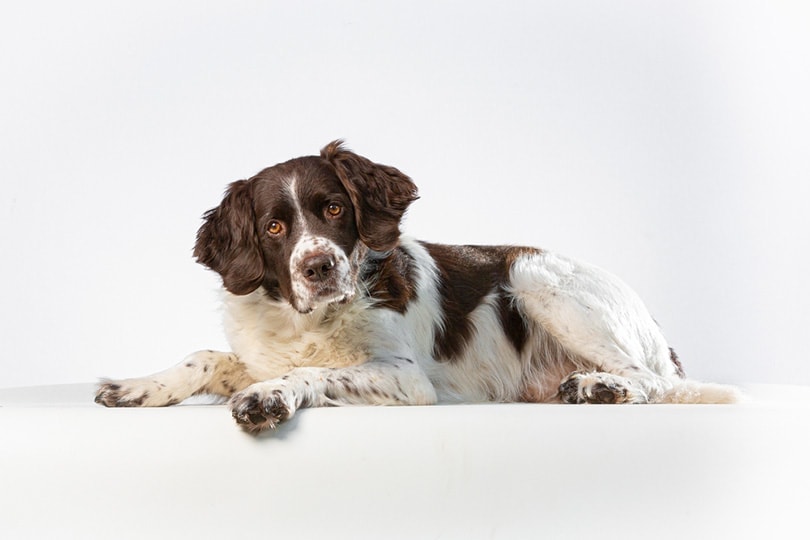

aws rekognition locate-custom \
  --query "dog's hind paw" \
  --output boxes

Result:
[558,371,645,404]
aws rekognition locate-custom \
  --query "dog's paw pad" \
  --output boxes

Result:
[590,382,627,404]
[230,390,291,434]
[559,372,633,404]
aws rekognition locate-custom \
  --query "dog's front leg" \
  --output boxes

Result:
[229,357,437,433]
[95,350,256,407]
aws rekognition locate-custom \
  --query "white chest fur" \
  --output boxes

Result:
[221,289,375,381]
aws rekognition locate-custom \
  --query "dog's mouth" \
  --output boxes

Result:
[288,245,358,314]
[291,285,356,314]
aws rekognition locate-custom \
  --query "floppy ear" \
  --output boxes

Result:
[321,140,419,252]
[193,180,265,295]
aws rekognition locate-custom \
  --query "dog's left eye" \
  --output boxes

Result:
[326,203,343,217]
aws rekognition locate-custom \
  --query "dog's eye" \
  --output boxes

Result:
[326,203,343,217]
[267,221,284,235]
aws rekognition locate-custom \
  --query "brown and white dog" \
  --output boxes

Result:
[95,141,739,433]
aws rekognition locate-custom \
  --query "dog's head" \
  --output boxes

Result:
[193,141,418,313]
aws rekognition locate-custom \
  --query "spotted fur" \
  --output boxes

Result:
[95,141,740,433]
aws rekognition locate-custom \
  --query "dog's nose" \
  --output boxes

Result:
[301,254,336,282]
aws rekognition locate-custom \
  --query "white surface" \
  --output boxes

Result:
[1,1,809,389]
[1,383,809,539]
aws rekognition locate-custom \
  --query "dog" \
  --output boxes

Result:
[95,141,740,433]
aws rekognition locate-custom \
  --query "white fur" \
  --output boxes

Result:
[509,251,675,400]
[97,236,738,427]
[100,232,739,427]
[288,234,355,313]
[222,287,373,382]
[285,176,306,228]
[227,238,737,407]
[94,144,742,431]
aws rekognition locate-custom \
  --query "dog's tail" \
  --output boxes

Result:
[659,380,743,404]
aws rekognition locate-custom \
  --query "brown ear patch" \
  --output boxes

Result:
[321,140,418,252]
[194,180,265,295]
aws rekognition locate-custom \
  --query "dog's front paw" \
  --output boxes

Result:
[95,379,180,407]
[95,380,152,407]
[229,386,295,434]
[559,371,643,404]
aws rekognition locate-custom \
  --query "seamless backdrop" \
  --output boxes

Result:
[1,0,808,388]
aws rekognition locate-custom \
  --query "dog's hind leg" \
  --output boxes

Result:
[509,251,681,403]
[95,350,256,407]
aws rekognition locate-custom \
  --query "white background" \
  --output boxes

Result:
[1,0,808,388]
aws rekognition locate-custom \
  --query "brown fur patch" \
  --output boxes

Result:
[422,243,540,361]
[322,140,418,252]
[363,247,418,313]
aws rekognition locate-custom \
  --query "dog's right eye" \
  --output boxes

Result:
[326,202,343,217]
[267,221,284,235]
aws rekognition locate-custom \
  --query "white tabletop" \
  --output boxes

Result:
[2,383,808,539]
